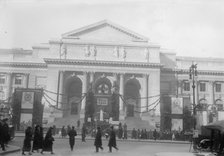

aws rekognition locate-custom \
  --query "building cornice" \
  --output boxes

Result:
[0,62,47,68]
[176,56,224,62]
[44,58,163,69]
[49,38,160,48]
[161,68,224,76]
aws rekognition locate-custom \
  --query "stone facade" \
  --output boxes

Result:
[0,20,224,131]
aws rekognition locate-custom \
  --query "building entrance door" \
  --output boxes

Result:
[71,102,78,115]
[126,99,136,117]
[127,105,134,117]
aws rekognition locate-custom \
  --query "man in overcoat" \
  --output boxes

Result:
[68,126,77,151]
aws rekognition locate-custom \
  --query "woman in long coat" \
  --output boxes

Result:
[41,127,54,154]
[68,126,77,151]
[108,126,118,152]
[32,125,43,152]
[22,126,33,155]
[94,127,103,152]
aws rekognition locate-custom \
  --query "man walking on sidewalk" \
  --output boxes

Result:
[108,126,118,153]
[68,126,77,151]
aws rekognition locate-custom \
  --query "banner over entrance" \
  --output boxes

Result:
[12,88,44,131]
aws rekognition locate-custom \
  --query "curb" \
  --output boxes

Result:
[0,145,21,155]
[15,134,190,145]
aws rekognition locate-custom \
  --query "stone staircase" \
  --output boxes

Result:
[46,115,81,128]
[120,117,156,131]
[46,116,156,132]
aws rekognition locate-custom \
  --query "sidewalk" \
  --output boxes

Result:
[15,131,190,144]
[155,152,216,156]
[0,132,189,155]
[0,145,21,155]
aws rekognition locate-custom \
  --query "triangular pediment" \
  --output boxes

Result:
[62,20,149,43]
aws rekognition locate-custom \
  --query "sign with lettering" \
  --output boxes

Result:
[97,98,108,105]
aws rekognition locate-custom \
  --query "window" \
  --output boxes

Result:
[215,83,221,92]
[0,74,6,84]
[183,81,190,91]
[15,75,23,85]
[200,82,206,92]
[198,99,207,111]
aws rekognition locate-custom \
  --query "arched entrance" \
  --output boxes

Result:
[65,76,82,117]
[124,78,141,117]
[94,77,112,121]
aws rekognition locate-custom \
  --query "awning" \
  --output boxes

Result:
[204,120,224,132]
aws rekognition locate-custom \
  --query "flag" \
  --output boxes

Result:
[21,92,34,109]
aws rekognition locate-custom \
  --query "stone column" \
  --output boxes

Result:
[58,71,64,109]
[112,73,118,92]
[89,72,94,90]
[177,80,182,95]
[148,70,160,116]
[119,73,125,120]
[80,72,87,119]
[25,73,29,88]
[210,81,214,105]
[7,73,12,100]
[141,74,148,113]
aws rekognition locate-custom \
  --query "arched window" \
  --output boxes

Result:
[198,99,208,111]
[215,99,223,111]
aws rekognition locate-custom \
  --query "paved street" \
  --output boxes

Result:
[8,137,190,156]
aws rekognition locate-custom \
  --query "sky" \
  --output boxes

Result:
[0,0,224,58]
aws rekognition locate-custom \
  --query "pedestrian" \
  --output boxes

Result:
[41,127,55,154]
[118,122,123,139]
[81,123,86,142]
[108,126,118,153]
[153,129,157,141]
[77,120,80,129]
[32,125,43,153]
[172,132,175,141]
[61,126,66,138]
[0,120,6,151]
[2,118,10,146]
[67,125,71,137]
[123,123,127,139]
[68,126,77,151]
[94,127,103,152]
[22,126,33,155]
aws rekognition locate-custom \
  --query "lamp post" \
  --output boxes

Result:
[189,63,198,129]
[189,63,198,151]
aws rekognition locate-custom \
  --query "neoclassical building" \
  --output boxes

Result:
[0,20,224,131]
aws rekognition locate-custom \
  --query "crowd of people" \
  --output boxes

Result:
[1,118,193,155]
[20,123,119,155]
[130,129,190,141]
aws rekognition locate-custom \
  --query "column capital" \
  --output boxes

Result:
[119,73,125,76]
[143,74,149,78]
[59,70,65,73]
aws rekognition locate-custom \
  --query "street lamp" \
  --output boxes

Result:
[189,63,198,129]
[189,63,198,151]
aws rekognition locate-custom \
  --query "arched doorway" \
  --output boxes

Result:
[65,76,82,117]
[94,77,112,121]
[124,78,141,117]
